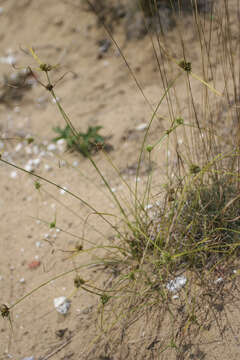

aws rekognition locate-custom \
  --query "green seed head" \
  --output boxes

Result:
[50,221,56,229]
[175,117,184,125]
[34,181,41,190]
[146,145,153,153]
[39,63,53,72]
[101,294,111,305]
[179,60,192,72]
[74,276,85,288]
[189,164,201,174]
[27,137,34,144]
[75,243,83,252]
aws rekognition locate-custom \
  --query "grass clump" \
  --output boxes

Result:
[135,175,240,273]
[174,178,240,270]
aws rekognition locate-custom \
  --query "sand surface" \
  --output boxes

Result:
[0,1,240,359]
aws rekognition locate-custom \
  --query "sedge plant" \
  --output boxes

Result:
[1,0,240,358]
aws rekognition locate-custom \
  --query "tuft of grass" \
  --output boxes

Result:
[129,172,240,272]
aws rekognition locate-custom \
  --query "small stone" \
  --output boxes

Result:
[28,260,41,270]
[47,143,57,152]
[55,328,67,338]
[60,187,67,195]
[166,276,187,293]
[56,138,67,153]
[54,297,70,315]
[145,204,153,210]
[32,158,41,166]
[15,143,23,152]
[10,171,17,179]
[24,163,33,172]
[136,123,147,131]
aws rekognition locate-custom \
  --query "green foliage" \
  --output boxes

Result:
[52,124,105,157]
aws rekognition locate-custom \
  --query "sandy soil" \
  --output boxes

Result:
[0,0,240,359]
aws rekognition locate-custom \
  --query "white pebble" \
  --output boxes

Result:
[15,143,23,152]
[54,296,70,314]
[56,138,67,152]
[52,97,60,104]
[32,158,41,166]
[24,163,33,172]
[0,55,16,65]
[73,160,79,167]
[47,143,57,152]
[10,171,17,179]
[44,164,52,172]
[136,123,147,131]
[145,204,153,210]
[166,276,187,293]
[60,187,67,195]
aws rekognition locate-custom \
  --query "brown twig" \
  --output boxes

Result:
[40,338,72,360]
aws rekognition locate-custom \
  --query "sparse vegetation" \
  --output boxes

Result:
[52,124,105,156]
[1,0,240,359]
